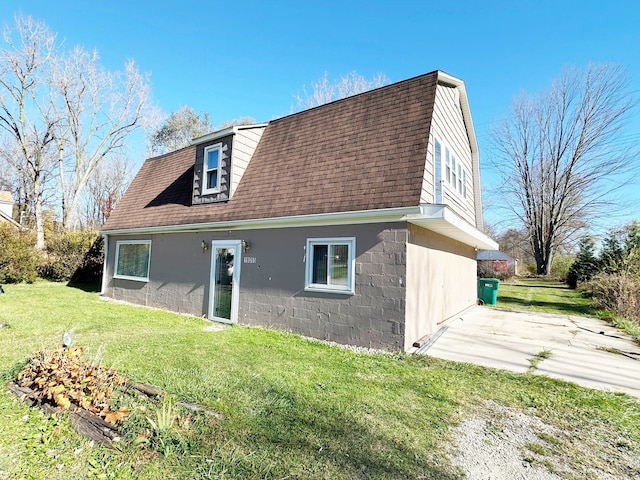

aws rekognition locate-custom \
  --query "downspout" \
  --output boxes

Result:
[100,234,109,295]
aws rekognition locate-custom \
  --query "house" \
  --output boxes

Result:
[0,191,22,229]
[100,70,498,352]
[477,249,518,277]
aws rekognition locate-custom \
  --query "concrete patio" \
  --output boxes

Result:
[418,306,640,398]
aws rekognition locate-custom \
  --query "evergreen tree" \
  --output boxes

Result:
[567,237,599,288]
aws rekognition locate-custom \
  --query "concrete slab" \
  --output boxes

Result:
[419,307,640,398]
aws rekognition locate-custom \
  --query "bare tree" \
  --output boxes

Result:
[0,14,152,243]
[492,64,636,274]
[81,154,131,228]
[0,15,58,248]
[51,46,151,229]
[293,71,390,110]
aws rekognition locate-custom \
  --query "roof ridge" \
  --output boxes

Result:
[272,70,443,124]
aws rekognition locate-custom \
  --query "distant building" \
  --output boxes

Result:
[0,191,22,229]
[477,249,518,276]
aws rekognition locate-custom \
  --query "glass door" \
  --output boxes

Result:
[209,240,241,323]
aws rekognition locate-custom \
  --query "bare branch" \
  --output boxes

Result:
[293,70,390,110]
[490,63,637,274]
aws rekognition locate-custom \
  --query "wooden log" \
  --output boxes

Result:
[6,382,35,403]
[69,408,120,447]
[176,400,223,419]
[7,381,119,448]
[42,402,119,448]
[127,381,165,397]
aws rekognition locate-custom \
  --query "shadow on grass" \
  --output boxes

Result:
[497,295,594,316]
[510,283,569,290]
[66,281,101,293]
[194,374,461,479]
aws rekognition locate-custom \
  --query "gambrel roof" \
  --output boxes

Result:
[101,71,495,250]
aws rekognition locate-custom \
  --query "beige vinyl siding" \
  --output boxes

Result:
[404,224,477,351]
[425,83,475,225]
[420,137,435,203]
[230,127,266,197]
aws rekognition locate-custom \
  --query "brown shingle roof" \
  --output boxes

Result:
[102,71,439,231]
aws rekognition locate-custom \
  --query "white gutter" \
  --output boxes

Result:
[191,123,269,146]
[406,204,498,251]
[101,206,421,236]
[0,209,25,230]
[101,203,498,251]
[100,234,109,295]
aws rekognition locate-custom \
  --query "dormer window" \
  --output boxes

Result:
[203,143,222,194]
[192,124,267,205]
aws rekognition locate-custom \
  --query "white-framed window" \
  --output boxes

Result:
[203,143,222,194]
[434,137,467,200]
[114,240,151,282]
[305,237,355,294]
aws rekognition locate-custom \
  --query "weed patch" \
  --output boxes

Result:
[527,349,553,373]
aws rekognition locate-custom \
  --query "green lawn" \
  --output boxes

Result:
[495,277,640,341]
[0,281,639,479]
[495,277,596,316]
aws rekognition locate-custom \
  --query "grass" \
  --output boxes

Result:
[527,349,553,373]
[495,276,640,342]
[0,281,639,479]
[494,277,596,316]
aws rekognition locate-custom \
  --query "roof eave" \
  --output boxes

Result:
[191,123,269,146]
[0,210,25,230]
[407,204,498,251]
[101,203,499,251]
[100,206,423,235]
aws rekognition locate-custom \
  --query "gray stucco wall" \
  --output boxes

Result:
[103,222,408,350]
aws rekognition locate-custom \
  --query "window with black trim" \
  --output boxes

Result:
[305,238,355,294]
[114,240,151,282]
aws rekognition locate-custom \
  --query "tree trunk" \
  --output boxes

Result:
[33,175,45,250]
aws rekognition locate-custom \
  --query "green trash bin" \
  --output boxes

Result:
[478,278,500,305]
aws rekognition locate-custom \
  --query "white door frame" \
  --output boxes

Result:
[208,240,242,323]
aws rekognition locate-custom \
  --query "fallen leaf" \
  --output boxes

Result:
[54,393,71,409]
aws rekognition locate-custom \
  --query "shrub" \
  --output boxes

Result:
[551,253,574,282]
[0,223,39,283]
[39,230,101,282]
[590,272,640,322]
[70,235,104,285]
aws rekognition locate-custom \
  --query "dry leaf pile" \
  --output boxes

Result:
[16,346,129,424]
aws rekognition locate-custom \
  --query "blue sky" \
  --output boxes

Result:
[2,0,639,232]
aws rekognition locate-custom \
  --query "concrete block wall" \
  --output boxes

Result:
[237,223,407,351]
[104,222,408,351]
